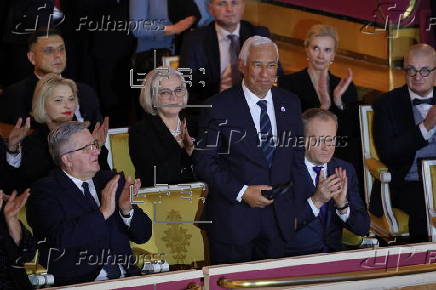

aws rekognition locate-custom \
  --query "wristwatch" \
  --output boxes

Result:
[335,202,349,214]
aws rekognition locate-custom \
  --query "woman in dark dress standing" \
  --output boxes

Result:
[279,24,362,178]
[129,67,195,187]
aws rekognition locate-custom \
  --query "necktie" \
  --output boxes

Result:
[412,97,435,106]
[82,182,121,279]
[313,166,328,226]
[82,182,98,210]
[257,100,274,168]
[227,34,241,86]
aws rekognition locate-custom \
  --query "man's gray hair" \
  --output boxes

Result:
[238,36,279,65]
[302,108,338,134]
[48,121,90,167]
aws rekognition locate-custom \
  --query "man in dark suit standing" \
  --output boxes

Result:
[180,0,271,104]
[27,121,152,286]
[286,108,369,256]
[194,36,311,264]
[372,44,436,242]
[0,28,102,127]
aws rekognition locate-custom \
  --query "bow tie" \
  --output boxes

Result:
[412,97,435,106]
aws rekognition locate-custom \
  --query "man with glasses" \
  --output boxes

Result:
[372,43,436,242]
[27,121,152,286]
[0,28,102,128]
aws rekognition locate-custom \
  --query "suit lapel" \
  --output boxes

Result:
[239,21,251,46]
[397,85,418,129]
[271,89,289,165]
[233,86,268,167]
[54,169,94,210]
[207,23,221,85]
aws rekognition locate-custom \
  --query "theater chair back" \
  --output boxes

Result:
[105,128,135,178]
[359,105,409,240]
[422,159,436,241]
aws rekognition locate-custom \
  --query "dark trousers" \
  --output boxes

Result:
[209,206,285,265]
[391,181,428,243]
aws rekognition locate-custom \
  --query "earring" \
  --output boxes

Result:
[330,60,334,64]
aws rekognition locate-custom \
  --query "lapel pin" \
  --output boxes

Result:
[281,106,286,112]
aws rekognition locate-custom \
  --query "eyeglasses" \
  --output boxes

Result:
[404,67,436,77]
[158,87,187,99]
[61,140,100,156]
[42,46,66,56]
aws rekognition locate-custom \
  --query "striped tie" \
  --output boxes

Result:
[257,100,274,168]
[227,34,241,85]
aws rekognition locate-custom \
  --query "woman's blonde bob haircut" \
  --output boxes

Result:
[32,73,78,124]
[304,24,339,49]
[139,67,188,115]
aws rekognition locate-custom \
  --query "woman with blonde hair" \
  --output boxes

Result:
[279,24,361,180]
[15,74,108,189]
[129,67,195,187]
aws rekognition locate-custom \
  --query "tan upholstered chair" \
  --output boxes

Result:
[105,128,207,266]
[359,105,409,239]
[422,159,436,241]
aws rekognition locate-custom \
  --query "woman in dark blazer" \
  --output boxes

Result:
[0,189,35,290]
[279,24,361,174]
[15,74,109,189]
[129,68,195,187]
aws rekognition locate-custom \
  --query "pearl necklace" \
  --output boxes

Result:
[169,118,181,137]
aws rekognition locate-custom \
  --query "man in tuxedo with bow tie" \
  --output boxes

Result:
[194,36,311,264]
[372,44,436,242]
[286,108,369,256]
[27,121,152,286]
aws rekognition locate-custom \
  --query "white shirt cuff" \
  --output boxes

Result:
[236,185,248,202]
[419,122,435,140]
[307,197,320,217]
[119,209,134,227]
[336,207,350,222]
[6,151,22,168]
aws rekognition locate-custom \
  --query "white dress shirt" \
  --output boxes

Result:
[409,88,435,140]
[63,171,134,280]
[304,157,350,222]
[236,81,277,202]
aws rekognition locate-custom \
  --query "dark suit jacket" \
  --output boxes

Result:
[193,85,312,245]
[371,85,436,216]
[129,113,195,187]
[19,124,110,191]
[0,137,20,193]
[0,214,35,290]
[373,85,435,185]
[278,69,360,165]
[27,168,152,286]
[0,74,102,126]
[287,157,370,256]
[179,20,271,104]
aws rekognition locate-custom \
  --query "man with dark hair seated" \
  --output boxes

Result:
[0,28,102,127]
[286,108,369,256]
[27,121,152,286]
